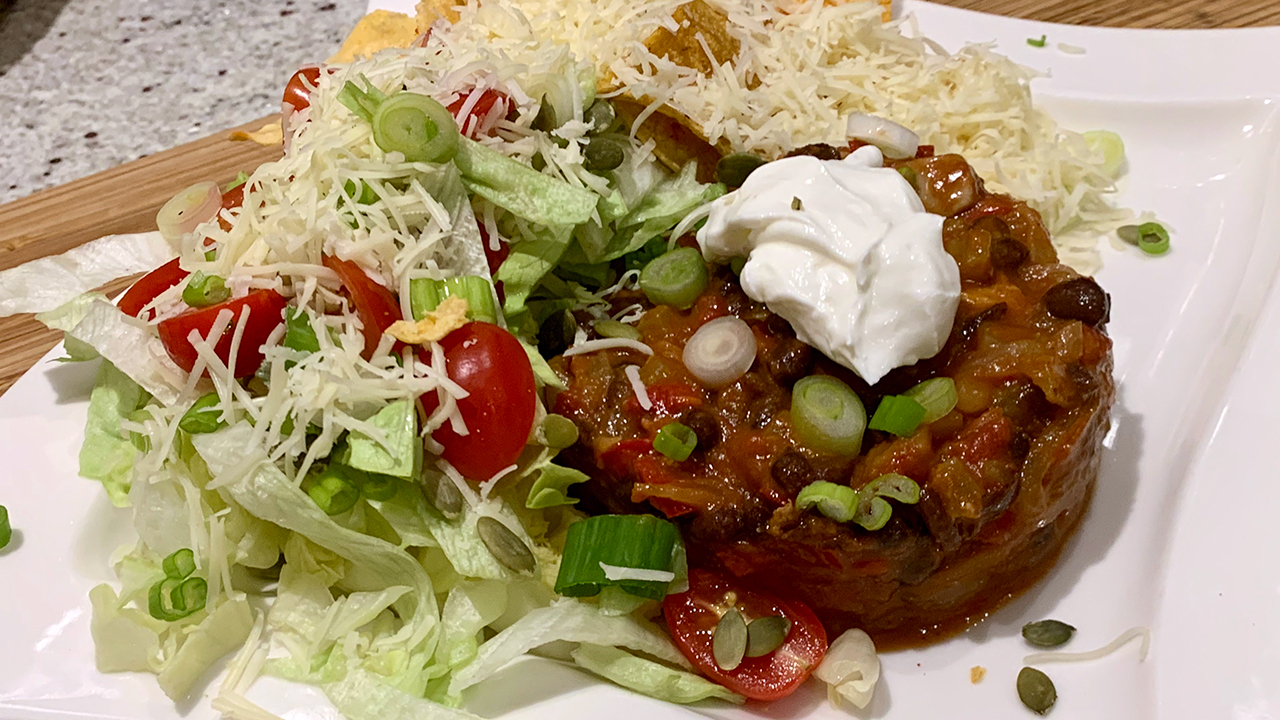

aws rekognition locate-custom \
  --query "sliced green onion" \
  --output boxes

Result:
[641,247,708,309]
[182,271,230,308]
[542,414,580,449]
[284,307,321,354]
[354,470,400,501]
[852,496,893,531]
[1027,35,1047,47]
[224,171,251,193]
[162,548,197,579]
[1082,130,1126,177]
[0,505,10,550]
[654,422,697,461]
[178,392,226,435]
[595,320,642,341]
[896,165,918,187]
[305,467,360,516]
[868,395,927,436]
[410,276,498,324]
[148,576,208,622]
[860,473,921,504]
[795,481,858,523]
[1136,221,1170,255]
[791,376,866,456]
[555,514,680,600]
[343,179,380,205]
[903,377,957,424]
[337,79,385,123]
[729,256,746,276]
[716,152,767,188]
[372,92,459,164]
[584,136,626,173]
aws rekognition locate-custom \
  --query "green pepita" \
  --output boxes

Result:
[716,152,767,188]
[584,136,626,173]
[1021,619,1076,648]
[594,320,642,342]
[541,414,581,450]
[712,608,748,671]
[745,615,791,657]
[477,516,536,575]
[421,470,464,518]
[1016,666,1057,715]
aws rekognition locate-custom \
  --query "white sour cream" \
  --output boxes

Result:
[696,145,960,385]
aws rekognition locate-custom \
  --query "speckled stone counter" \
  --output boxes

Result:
[0,0,367,205]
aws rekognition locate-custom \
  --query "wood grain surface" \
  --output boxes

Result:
[0,0,1276,397]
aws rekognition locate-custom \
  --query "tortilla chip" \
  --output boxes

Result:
[644,0,739,77]
[416,0,464,28]
[385,297,469,344]
[613,98,725,183]
[229,121,284,146]
[329,10,419,63]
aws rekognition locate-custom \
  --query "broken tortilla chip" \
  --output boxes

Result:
[612,98,726,183]
[385,297,469,344]
[416,0,464,28]
[644,0,739,77]
[229,121,284,146]
[329,9,420,63]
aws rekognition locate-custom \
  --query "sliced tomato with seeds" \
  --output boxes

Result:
[447,88,508,138]
[321,255,402,360]
[282,66,322,116]
[156,289,287,377]
[118,258,188,320]
[663,568,828,701]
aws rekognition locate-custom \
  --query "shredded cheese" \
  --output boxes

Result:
[563,338,655,356]
[1024,626,1151,665]
[599,562,676,582]
[624,365,652,410]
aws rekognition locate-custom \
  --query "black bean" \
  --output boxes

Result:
[679,408,722,450]
[747,394,784,429]
[991,238,1029,270]
[771,448,816,494]
[959,302,1007,345]
[784,143,843,161]
[1044,277,1110,326]
[767,339,812,386]
[537,310,575,358]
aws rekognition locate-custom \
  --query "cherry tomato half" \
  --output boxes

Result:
[321,255,402,360]
[422,322,537,482]
[157,289,287,377]
[663,568,828,701]
[118,258,189,320]
[447,88,507,138]
[282,66,322,116]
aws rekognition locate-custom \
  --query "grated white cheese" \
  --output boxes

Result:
[563,338,655,357]
[599,562,676,583]
[1024,626,1151,665]
[624,365,652,410]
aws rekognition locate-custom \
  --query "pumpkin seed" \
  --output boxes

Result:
[1021,619,1076,648]
[584,99,617,135]
[541,414,581,450]
[791,196,804,211]
[1016,667,1057,715]
[745,615,791,657]
[712,608,748,671]
[715,153,766,188]
[584,136,626,173]
[421,469,463,518]
[477,516,537,574]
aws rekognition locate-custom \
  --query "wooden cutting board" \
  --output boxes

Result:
[1,0,1278,397]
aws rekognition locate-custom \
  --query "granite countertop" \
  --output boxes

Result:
[0,0,368,205]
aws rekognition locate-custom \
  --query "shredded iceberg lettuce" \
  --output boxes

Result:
[0,231,174,315]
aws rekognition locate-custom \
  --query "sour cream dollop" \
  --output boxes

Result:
[696,145,961,385]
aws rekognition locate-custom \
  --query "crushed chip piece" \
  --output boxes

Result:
[417,0,464,28]
[385,297,469,344]
[229,121,284,146]
[613,98,724,183]
[970,665,986,684]
[329,10,420,63]
[644,0,738,77]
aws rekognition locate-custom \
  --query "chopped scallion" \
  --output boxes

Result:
[902,377,957,424]
[594,320,642,341]
[791,376,867,456]
[1027,35,1047,47]
[555,514,680,599]
[640,247,709,309]
[410,276,498,324]
[796,481,859,523]
[1137,222,1170,255]
[337,79,384,123]
[148,548,206,621]
[284,307,321,354]
[352,469,400,502]
[654,422,697,461]
[372,92,459,164]
[178,392,226,435]
[343,179,380,205]
[0,505,10,550]
[162,547,197,580]
[541,414,581,450]
[182,271,230,308]
[305,467,360,516]
[853,495,893,531]
[860,473,921,505]
[223,171,250,193]
[868,395,927,436]
[1082,130,1126,177]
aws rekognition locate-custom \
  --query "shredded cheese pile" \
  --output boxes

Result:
[435,0,1130,272]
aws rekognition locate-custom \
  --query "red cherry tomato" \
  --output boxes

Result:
[157,289,287,377]
[423,322,537,482]
[663,569,828,701]
[321,255,402,360]
[447,88,507,138]
[282,66,322,116]
[118,258,189,320]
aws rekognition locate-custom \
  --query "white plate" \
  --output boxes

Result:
[3,3,1280,719]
